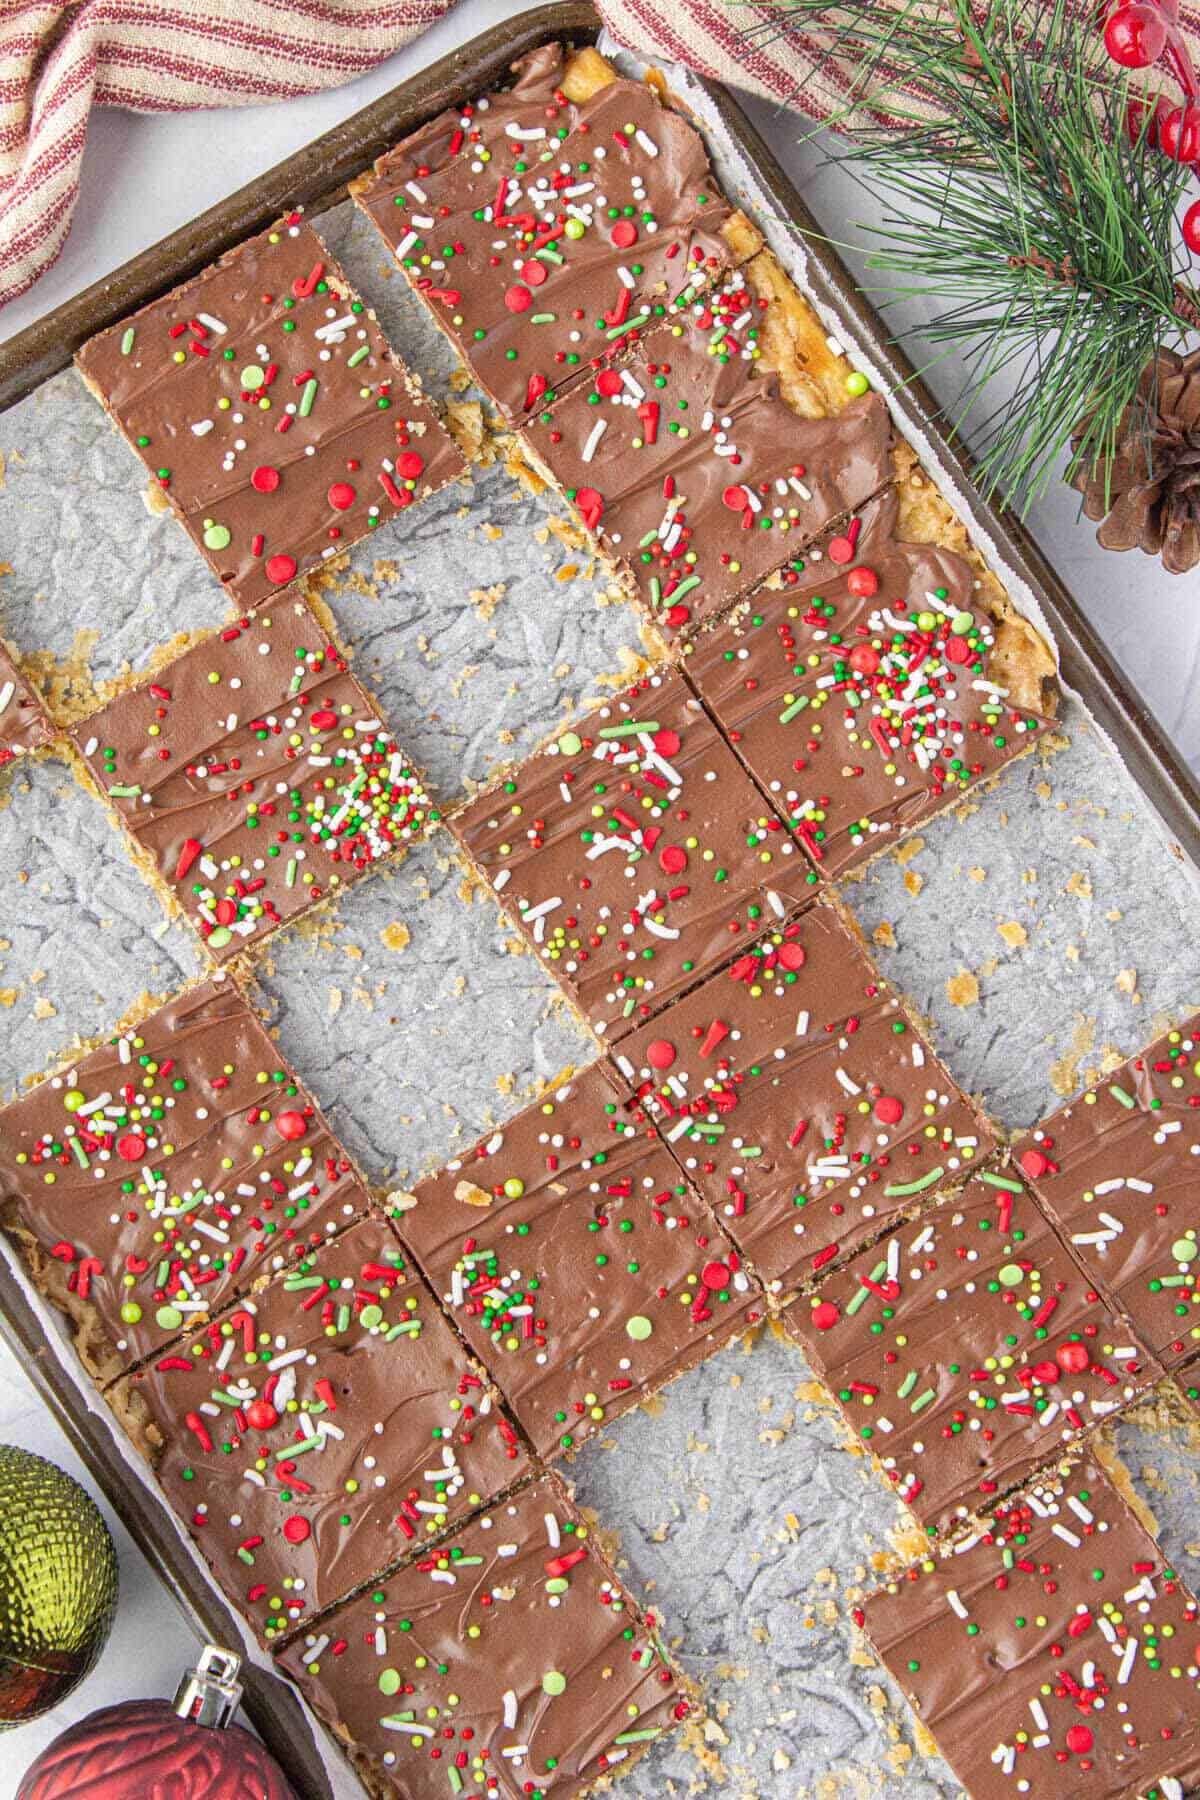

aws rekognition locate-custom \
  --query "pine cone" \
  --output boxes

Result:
[1072,347,1200,576]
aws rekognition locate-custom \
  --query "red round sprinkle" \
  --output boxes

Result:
[251,465,281,493]
[845,565,878,597]
[116,1133,146,1163]
[646,1040,677,1071]
[282,1516,312,1545]
[721,484,749,511]
[777,942,806,971]
[310,709,338,730]
[265,553,297,585]
[214,898,238,927]
[1020,1148,1050,1179]
[1031,1359,1060,1385]
[327,481,356,511]
[595,369,623,396]
[611,220,638,248]
[1057,1341,1090,1374]
[811,1300,840,1330]
[827,536,855,564]
[396,451,425,481]
[848,645,879,676]
[659,845,688,875]
[654,729,682,757]
[521,260,549,286]
[275,1110,308,1142]
[945,635,973,664]
[874,1095,904,1125]
[246,1400,279,1431]
[701,1260,731,1290]
[505,285,533,313]
[1065,1726,1093,1755]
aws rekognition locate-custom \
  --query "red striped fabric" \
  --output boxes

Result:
[3,0,1198,314]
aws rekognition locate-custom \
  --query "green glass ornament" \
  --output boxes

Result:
[0,1445,119,1727]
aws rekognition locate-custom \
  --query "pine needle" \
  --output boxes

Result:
[743,0,1197,511]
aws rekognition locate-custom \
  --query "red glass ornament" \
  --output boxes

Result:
[1104,2,1169,69]
[17,1648,298,1800]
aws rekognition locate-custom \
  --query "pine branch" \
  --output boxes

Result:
[743,0,1198,510]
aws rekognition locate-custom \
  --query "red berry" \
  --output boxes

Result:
[1184,198,1200,253]
[1104,2,1167,69]
[1159,101,1200,162]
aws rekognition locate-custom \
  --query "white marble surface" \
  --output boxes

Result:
[0,4,1197,1791]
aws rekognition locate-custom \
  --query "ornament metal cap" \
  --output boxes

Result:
[172,1645,243,1730]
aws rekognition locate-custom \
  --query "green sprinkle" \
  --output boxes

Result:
[883,1167,945,1198]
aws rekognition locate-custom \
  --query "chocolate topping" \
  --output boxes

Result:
[75,216,464,607]
[863,1460,1200,1800]
[352,42,735,426]
[783,1164,1159,1535]
[71,599,435,961]
[522,269,892,627]
[449,664,815,1043]
[609,902,993,1296]
[1017,1018,1200,1368]
[276,1472,688,1800]
[0,977,369,1379]
[398,1060,762,1460]
[685,488,1049,875]
[0,644,53,760]
[114,1213,528,1644]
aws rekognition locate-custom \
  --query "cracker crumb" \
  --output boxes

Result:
[872,922,896,950]
[1050,1015,1097,1095]
[946,967,980,1008]
[380,921,412,953]
[894,836,924,867]
[997,920,1027,949]
[454,1180,493,1208]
